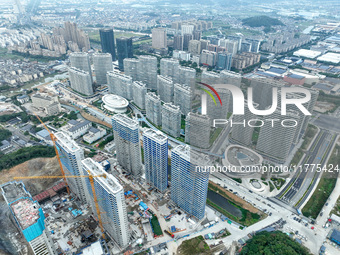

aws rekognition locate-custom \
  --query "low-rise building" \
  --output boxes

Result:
[83,127,107,144]
[62,120,91,139]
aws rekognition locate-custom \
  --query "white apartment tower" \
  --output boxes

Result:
[112,114,142,176]
[82,158,130,248]
[93,53,113,85]
[107,71,133,100]
[132,81,147,109]
[162,103,181,138]
[55,132,90,203]
[157,75,174,103]
[145,92,162,126]
[185,112,211,149]
[174,83,192,116]
[68,67,93,96]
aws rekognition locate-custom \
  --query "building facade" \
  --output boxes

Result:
[83,158,130,247]
[116,37,133,70]
[145,92,162,126]
[132,81,147,109]
[107,72,133,100]
[170,145,210,220]
[162,103,181,138]
[93,53,113,85]
[157,75,174,103]
[143,129,168,192]
[55,132,89,203]
[185,112,211,149]
[112,114,142,176]
[68,67,93,96]
[99,28,116,61]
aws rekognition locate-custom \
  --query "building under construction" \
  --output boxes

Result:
[1,181,57,255]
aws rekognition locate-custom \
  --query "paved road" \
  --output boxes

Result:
[277,130,335,207]
[312,115,340,133]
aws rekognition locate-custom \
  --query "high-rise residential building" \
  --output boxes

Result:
[181,24,195,35]
[107,72,133,100]
[138,55,158,90]
[112,114,142,176]
[225,39,239,56]
[173,34,183,50]
[207,35,220,46]
[1,182,57,255]
[201,71,221,85]
[99,28,116,61]
[173,50,191,61]
[55,132,89,203]
[152,28,167,49]
[185,112,211,149]
[245,39,261,53]
[256,109,299,162]
[220,70,242,87]
[68,67,93,96]
[300,89,319,135]
[250,78,285,110]
[157,75,174,103]
[145,92,162,126]
[132,81,147,109]
[123,58,139,81]
[54,21,90,52]
[200,39,210,51]
[174,83,192,116]
[278,88,319,144]
[69,52,91,74]
[162,103,181,138]
[226,35,242,51]
[206,87,230,122]
[200,50,218,67]
[230,102,257,146]
[177,66,196,86]
[193,30,202,40]
[116,37,133,70]
[143,129,168,192]
[183,33,193,51]
[188,40,201,55]
[160,58,179,79]
[240,42,252,53]
[82,158,130,247]
[171,145,210,220]
[93,53,113,85]
[217,52,233,70]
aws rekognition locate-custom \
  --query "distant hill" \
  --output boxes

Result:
[242,15,284,28]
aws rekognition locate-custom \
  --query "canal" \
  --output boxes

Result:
[207,190,242,218]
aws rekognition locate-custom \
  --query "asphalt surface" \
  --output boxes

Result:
[313,115,340,133]
[278,130,336,207]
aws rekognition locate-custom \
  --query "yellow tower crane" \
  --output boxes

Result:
[17,113,107,239]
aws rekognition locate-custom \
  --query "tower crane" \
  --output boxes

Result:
[15,113,107,238]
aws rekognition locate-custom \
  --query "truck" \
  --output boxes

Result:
[296,209,302,215]
[164,230,174,238]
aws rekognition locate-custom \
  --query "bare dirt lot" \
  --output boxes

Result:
[0,156,61,196]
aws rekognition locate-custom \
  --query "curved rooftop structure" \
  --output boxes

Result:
[102,94,129,113]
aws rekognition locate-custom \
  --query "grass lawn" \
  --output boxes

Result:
[177,235,210,255]
[150,213,162,236]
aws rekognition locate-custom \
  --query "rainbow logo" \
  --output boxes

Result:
[198,82,222,106]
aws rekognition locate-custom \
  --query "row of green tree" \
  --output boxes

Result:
[240,231,312,255]
[0,145,56,171]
